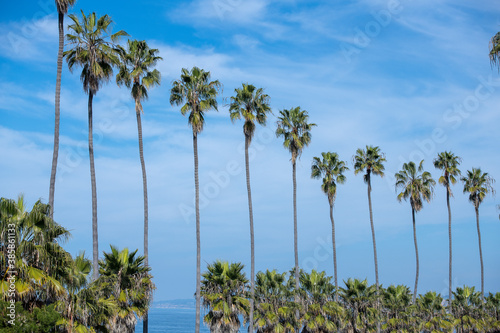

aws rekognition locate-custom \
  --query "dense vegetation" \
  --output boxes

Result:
[200,260,500,333]
[0,196,154,333]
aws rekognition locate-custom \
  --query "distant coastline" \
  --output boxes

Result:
[152,299,196,310]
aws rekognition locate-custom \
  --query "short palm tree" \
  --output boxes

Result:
[201,260,250,333]
[300,270,343,333]
[395,160,435,303]
[276,106,316,297]
[382,284,412,331]
[452,286,484,332]
[433,151,461,311]
[461,168,495,299]
[353,146,386,297]
[340,278,378,333]
[98,246,155,333]
[489,31,500,70]
[116,39,161,333]
[254,269,298,332]
[229,83,271,332]
[170,67,221,333]
[64,11,127,279]
[49,0,76,219]
[311,152,348,301]
[0,196,68,307]
[56,252,95,333]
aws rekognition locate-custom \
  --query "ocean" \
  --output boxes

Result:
[134,307,247,332]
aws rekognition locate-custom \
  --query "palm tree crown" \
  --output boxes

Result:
[64,11,128,95]
[229,83,271,140]
[276,106,316,164]
[462,168,495,208]
[170,66,222,134]
[353,145,386,185]
[311,152,348,206]
[489,32,500,71]
[395,160,436,212]
[116,39,162,110]
[433,151,461,192]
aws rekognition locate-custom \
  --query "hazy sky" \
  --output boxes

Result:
[1,0,499,301]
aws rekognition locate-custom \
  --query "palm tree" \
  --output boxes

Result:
[433,151,461,311]
[452,286,484,332]
[395,160,435,303]
[353,146,386,297]
[353,145,385,333]
[276,106,316,298]
[340,278,378,333]
[0,196,69,307]
[56,252,93,333]
[98,246,155,333]
[382,284,413,332]
[64,11,127,280]
[254,269,298,332]
[299,270,343,332]
[229,83,271,332]
[201,260,250,333]
[116,39,161,333]
[489,31,500,70]
[311,152,348,301]
[170,67,221,333]
[49,0,76,219]
[461,168,495,299]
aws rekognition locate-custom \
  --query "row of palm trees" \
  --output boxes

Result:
[0,196,154,332]
[46,2,500,331]
[308,146,496,323]
[200,260,500,333]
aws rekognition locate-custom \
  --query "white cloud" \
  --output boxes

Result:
[0,15,58,62]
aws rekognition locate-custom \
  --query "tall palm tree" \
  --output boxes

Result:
[489,31,500,70]
[276,107,316,298]
[201,260,250,333]
[170,67,221,333]
[461,168,495,299]
[353,145,385,333]
[433,151,461,311]
[229,83,271,332]
[116,39,161,333]
[49,0,76,219]
[311,152,348,301]
[353,146,386,297]
[395,160,435,303]
[64,11,127,280]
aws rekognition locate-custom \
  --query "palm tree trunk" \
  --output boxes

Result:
[245,135,255,332]
[367,177,380,332]
[136,107,149,333]
[49,11,65,219]
[475,204,484,299]
[293,160,299,294]
[412,207,419,303]
[194,132,201,333]
[330,202,338,302]
[292,158,300,329]
[446,187,452,312]
[88,91,99,281]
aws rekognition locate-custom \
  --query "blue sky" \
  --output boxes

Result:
[1,0,499,301]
